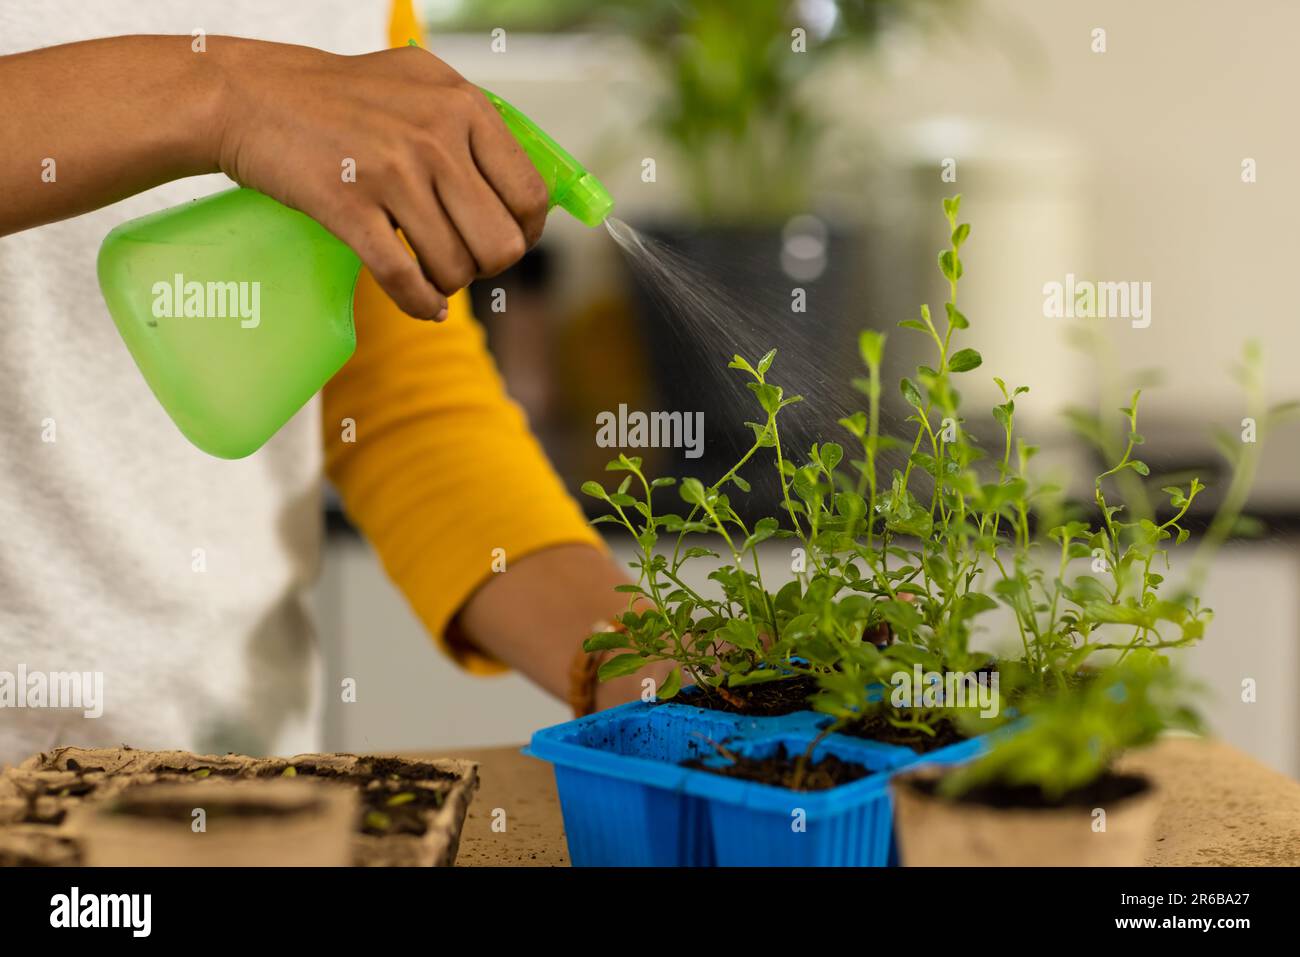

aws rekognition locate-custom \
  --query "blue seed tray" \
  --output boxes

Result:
[525,694,991,867]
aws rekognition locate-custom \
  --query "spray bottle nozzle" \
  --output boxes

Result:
[478,88,614,227]
[404,40,612,226]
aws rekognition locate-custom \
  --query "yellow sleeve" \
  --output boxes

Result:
[387,0,422,48]
[320,0,599,674]
[323,274,603,674]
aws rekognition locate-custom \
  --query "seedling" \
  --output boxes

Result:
[938,650,1202,802]
[582,194,1282,767]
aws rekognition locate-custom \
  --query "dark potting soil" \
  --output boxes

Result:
[838,714,968,754]
[358,785,446,836]
[677,675,819,717]
[257,758,453,837]
[682,743,874,792]
[909,772,1150,810]
[162,765,242,778]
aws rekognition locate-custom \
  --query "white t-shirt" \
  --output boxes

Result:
[0,1,388,764]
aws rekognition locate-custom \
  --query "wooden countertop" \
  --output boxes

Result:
[437,737,1300,867]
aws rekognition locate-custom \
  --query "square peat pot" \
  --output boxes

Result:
[527,697,995,867]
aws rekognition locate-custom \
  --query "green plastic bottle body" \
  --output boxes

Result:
[98,91,611,458]
[98,188,362,459]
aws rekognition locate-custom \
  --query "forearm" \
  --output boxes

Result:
[451,543,670,710]
[0,35,225,235]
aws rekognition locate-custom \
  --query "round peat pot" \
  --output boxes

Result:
[75,778,357,866]
[891,767,1161,866]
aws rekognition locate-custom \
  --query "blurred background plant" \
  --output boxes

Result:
[434,0,957,222]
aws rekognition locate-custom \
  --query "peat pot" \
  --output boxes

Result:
[892,767,1161,866]
[74,778,357,867]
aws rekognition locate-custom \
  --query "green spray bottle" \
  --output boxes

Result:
[97,90,613,459]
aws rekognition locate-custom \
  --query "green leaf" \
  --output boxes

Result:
[1265,400,1300,426]
[878,598,924,632]
[886,506,932,539]
[748,382,783,415]
[898,319,928,333]
[939,250,963,282]
[656,666,683,700]
[1084,601,1150,626]
[583,631,630,653]
[948,348,983,373]
[944,303,969,329]
[728,668,784,687]
[858,330,885,368]
[679,477,707,506]
[909,451,938,477]
[597,653,647,681]
[839,411,867,439]
[820,442,844,472]
[741,517,779,551]
[757,348,777,376]
[747,421,776,447]
[728,355,757,378]
[605,454,642,472]
[951,223,970,248]
[717,619,760,651]
[942,195,962,222]
[682,546,720,560]
[1231,515,1265,537]
[580,481,608,500]
[900,378,925,410]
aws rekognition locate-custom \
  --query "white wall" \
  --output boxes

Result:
[313,535,568,753]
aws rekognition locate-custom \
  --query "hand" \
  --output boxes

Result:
[213,39,548,320]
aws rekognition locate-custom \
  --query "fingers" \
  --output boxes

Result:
[436,144,529,278]
[467,102,550,249]
[386,170,477,303]
[309,67,547,312]
[339,206,446,320]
